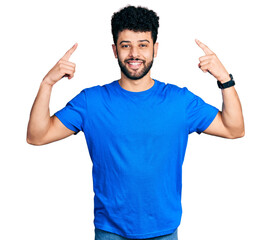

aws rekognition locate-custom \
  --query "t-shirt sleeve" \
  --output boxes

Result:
[54,90,87,135]
[185,88,219,134]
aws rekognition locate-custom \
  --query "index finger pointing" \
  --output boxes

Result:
[62,43,78,61]
[195,39,213,55]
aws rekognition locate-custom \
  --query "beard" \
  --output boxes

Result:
[117,51,154,80]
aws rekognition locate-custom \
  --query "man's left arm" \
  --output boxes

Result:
[195,39,245,139]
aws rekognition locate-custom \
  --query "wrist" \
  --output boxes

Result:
[217,74,235,89]
[41,79,54,91]
[217,74,231,84]
[42,77,54,87]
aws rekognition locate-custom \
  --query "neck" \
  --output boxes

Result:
[118,72,154,92]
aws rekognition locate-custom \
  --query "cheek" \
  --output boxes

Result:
[116,50,127,61]
[118,54,127,63]
[145,50,154,60]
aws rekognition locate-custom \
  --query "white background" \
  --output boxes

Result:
[1,0,270,239]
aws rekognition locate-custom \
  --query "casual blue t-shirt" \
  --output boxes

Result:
[54,79,219,239]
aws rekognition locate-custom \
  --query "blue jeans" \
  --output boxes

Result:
[95,228,178,240]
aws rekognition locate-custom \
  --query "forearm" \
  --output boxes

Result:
[26,43,78,145]
[196,39,245,138]
[27,78,53,143]
[221,86,245,137]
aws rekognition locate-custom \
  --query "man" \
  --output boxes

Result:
[26,5,244,240]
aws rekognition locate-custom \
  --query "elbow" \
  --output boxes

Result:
[26,134,44,146]
[228,127,245,139]
[26,137,39,146]
[240,129,245,138]
[232,131,245,139]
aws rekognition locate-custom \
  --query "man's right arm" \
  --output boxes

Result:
[26,43,78,146]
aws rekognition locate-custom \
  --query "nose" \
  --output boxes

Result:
[128,46,140,58]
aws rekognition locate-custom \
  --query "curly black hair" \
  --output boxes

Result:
[111,5,160,45]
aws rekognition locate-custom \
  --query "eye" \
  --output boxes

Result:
[121,44,130,48]
[140,44,148,48]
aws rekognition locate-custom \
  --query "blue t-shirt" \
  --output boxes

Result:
[54,79,219,239]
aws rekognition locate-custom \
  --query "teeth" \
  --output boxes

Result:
[129,62,141,65]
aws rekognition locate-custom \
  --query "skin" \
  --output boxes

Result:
[26,30,244,145]
[26,44,78,145]
[112,30,158,92]
[195,39,245,138]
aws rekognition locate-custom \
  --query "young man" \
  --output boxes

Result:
[27,5,244,240]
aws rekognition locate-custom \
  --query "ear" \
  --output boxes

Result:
[112,44,118,58]
[154,42,159,58]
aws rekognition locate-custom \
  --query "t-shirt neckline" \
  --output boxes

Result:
[114,79,158,96]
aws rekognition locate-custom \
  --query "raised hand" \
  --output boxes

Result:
[43,43,78,86]
[195,39,230,83]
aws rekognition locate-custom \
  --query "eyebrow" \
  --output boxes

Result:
[119,40,150,45]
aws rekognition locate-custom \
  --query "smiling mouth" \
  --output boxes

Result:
[126,60,144,69]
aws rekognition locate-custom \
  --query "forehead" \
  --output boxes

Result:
[117,30,152,44]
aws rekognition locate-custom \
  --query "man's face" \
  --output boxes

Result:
[112,30,158,80]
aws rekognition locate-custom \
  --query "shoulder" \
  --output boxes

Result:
[81,81,114,107]
[83,80,115,95]
[81,84,106,101]
[160,81,194,99]
[83,84,102,94]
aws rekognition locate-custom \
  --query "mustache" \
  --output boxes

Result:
[125,58,145,62]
